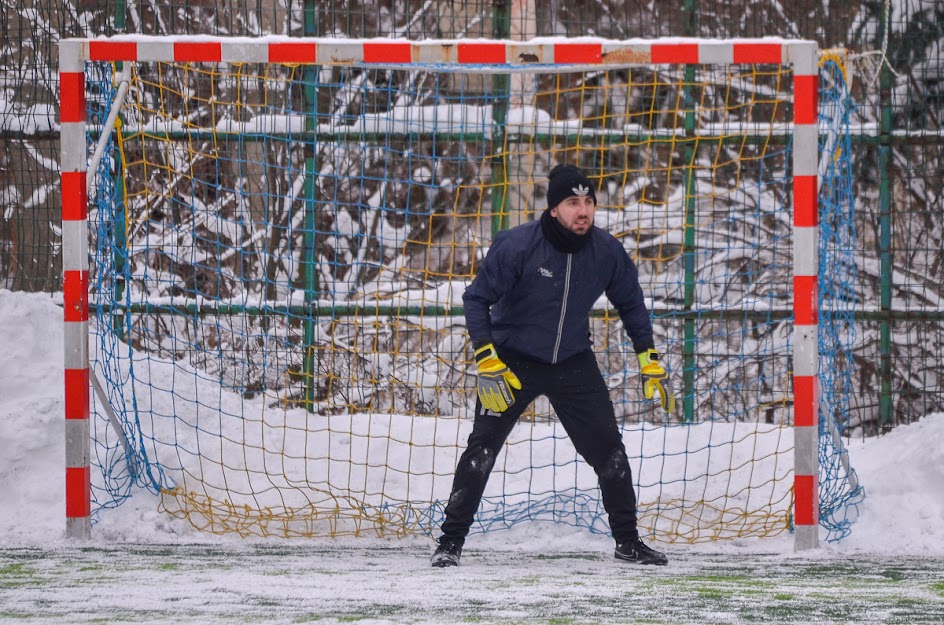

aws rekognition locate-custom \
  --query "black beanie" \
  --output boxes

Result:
[546,164,596,210]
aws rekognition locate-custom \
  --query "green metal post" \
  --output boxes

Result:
[878,8,894,431]
[302,0,320,410]
[112,162,128,343]
[684,0,697,34]
[680,0,698,422]
[490,0,511,235]
[681,72,697,424]
[113,0,127,341]
[114,0,125,31]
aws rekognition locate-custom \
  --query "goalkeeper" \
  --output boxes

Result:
[431,164,674,568]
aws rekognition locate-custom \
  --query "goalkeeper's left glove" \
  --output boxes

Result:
[638,349,677,415]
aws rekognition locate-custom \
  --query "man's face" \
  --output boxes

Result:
[550,195,596,235]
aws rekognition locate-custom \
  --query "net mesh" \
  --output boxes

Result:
[84,47,862,542]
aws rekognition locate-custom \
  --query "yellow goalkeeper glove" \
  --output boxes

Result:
[638,349,677,415]
[473,342,522,414]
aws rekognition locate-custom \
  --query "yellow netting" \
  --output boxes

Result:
[85,54,845,542]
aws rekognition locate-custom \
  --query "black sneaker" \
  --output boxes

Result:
[614,537,668,565]
[430,538,462,568]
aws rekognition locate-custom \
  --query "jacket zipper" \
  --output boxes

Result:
[551,254,572,364]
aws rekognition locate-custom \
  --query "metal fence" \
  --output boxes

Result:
[2,0,942,434]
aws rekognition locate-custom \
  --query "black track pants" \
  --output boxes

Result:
[439,348,639,544]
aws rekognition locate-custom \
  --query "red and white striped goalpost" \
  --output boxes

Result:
[59,41,91,541]
[58,36,820,549]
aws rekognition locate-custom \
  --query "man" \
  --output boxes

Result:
[431,164,675,568]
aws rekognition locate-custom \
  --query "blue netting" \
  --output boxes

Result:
[817,56,866,541]
[84,53,864,543]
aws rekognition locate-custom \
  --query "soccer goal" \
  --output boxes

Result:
[59,35,863,550]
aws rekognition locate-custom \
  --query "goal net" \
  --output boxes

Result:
[61,36,863,545]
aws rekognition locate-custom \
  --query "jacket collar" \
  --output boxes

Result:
[539,208,592,254]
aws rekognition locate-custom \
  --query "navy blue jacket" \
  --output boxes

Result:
[464,220,654,364]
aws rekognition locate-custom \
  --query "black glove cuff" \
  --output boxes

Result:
[471,337,492,351]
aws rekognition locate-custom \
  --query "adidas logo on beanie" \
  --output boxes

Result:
[547,164,596,210]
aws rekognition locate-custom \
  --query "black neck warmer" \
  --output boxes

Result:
[540,208,592,254]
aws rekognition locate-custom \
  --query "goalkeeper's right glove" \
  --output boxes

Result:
[473,342,522,414]
[638,349,677,415]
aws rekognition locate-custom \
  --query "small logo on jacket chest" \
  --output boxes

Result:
[538,267,554,278]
